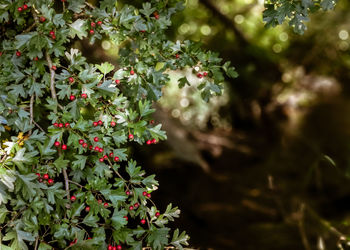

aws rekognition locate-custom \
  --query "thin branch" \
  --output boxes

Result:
[29,94,34,135]
[34,236,39,250]
[297,203,311,250]
[68,180,84,189]
[62,164,71,206]
[33,121,46,133]
[85,2,95,9]
[23,22,37,33]
[45,51,70,204]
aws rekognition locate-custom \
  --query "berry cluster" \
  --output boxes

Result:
[36,173,54,185]
[17,3,29,12]
[197,71,208,79]
[49,30,56,40]
[89,20,103,35]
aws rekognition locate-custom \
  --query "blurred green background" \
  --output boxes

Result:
[84,0,350,249]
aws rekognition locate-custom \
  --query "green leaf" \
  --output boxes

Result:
[68,0,85,13]
[170,229,190,250]
[96,62,115,75]
[38,242,53,250]
[111,209,128,230]
[83,213,99,227]
[53,155,69,171]
[147,228,170,250]
[72,155,87,170]
[69,19,88,39]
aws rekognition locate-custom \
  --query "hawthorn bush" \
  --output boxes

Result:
[0,0,238,249]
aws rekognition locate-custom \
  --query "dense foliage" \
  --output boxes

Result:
[263,0,338,34]
[0,0,237,249]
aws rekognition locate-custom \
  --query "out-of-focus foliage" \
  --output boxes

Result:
[263,0,338,34]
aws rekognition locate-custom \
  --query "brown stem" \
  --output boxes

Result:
[46,51,70,204]
[33,121,46,133]
[297,203,311,250]
[29,94,34,135]
[68,180,84,188]
[34,236,39,250]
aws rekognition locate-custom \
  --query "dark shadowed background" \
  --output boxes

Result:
[82,0,350,249]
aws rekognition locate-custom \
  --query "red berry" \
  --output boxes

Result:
[98,148,103,153]
[94,146,99,152]
[0,52,2,56]
[69,95,75,101]
[146,140,151,145]
[123,216,128,221]
[34,57,38,61]
[108,246,113,250]
[99,158,104,162]
[115,79,120,84]
[39,178,43,183]
[61,0,65,2]
[93,121,98,127]
[53,122,58,127]
[61,144,67,150]
[150,120,155,124]
[114,156,119,162]
[147,193,151,198]
[103,202,108,208]
[175,54,179,59]
[48,179,54,185]
[98,199,102,204]
[83,143,88,148]
[203,72,208,76]
[98,120,103,125]
[36,173,41,177]
[94,137,99,142]
[112,247,117,250]
[151,139,157,144]
[129,205,134,210]
[65,122,70,128]
[155,212,160,217]
[49,31,55,36]
[54,141,60,147]
[17,7,23,12]
[109,152,114,157]
[143,191,147,196]
[79,139,84,144]
[103,155,108,159]
[51,34,56,39]
[140,30,145,33]
[16,51,21,57]
[89,145,93,150]
[70,196,76,202]
[130,70,135,75]
[110,121,116,127]
[125,190,130,195]
[97,21,102,26]
[43,174,49,180]
[87,237,92,240]
[197,73,203,78]
[128,134,134,140]
[23,4,28,10]
[134,203,139,208]
[58,123,63,128]
[117,245,122,250]
[39,16,46,22]
[140,219,146,224]
[91,22,96,27]
[154,14,159,19]
[89,29,94,35]
[51,65,56,70]
[69,77,74,83]
[85,206,90,212]
[81,93,87,98]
